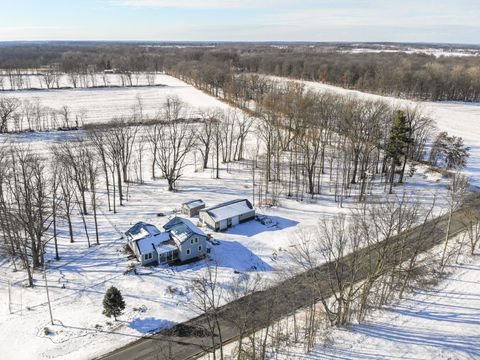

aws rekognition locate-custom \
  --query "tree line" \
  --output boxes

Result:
[1,43,480,101]
[0,97,86,133]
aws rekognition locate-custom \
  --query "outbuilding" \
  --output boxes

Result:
[199,199,255,231]
[181,199,206,217]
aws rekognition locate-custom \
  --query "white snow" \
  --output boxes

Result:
[1,74,232,128]
[343,47,480,57]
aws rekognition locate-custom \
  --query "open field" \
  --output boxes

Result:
[1,74,231,128]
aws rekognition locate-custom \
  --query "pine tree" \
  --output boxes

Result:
[386,110,410,193]
[103,286,126,321]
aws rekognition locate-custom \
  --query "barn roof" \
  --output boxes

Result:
[182,199,205,209]
[201,199,254,222]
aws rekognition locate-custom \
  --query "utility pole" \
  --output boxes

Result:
[8,280,12,314]
[252,157,256,207]
[44,269,54,325]
[43,244,54,326]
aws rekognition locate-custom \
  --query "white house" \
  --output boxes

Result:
[199,199,255,231]
[126,218,208,265]
[163,217,208,262]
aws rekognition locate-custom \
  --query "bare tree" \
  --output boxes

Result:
[224,274,264,359]
[0,97,21,133]
[190,264,224,360]
[153,98,196,191]
[197,109,220,170]
[462,208,480,255]
[441,172,469,267]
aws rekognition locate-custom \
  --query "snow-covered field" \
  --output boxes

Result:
[269,76,480,189]
[0,74,231,127]
[0,73,478,360]
[343,47,480,57]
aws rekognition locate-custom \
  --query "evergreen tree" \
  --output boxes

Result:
[386,110,411,193]
[429,132,470,170]
[102,286,126,321]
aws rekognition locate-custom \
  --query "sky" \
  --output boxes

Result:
[0,0,479,44]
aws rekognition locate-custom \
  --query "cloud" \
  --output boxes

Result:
[110,0,309,9]
[110,0,275,9]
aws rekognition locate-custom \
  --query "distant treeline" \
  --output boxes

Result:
[1,43,480,101]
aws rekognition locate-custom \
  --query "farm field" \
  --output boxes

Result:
[1,74,231,128]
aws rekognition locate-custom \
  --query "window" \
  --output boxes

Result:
[195,238,198,243]
[190,239,194,244]
[198,245,202,252]
[145,253,153,260]
[186,249,191,255]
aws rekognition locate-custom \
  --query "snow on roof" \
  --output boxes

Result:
[202,199,254,222]
[164,217,207,238]
[135,232,171,254]
[182,199,205,209]
[155,243,177,254]
[126,222,161,241]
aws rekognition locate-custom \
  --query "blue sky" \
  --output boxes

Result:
[0,0,479,43]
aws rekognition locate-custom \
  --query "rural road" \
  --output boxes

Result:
[99,193,480,360]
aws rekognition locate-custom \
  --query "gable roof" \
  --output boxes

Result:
[126,222,161,242]
[164,217,206,236]
[201,199,254,222]
[182,199,205,209]
[164,216,207,245]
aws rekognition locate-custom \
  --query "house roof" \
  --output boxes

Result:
[135,232,171,254]
[164,216,207,245]
[182,199,205,209]
[164,217,206,237]
[201,199,254,222]
[126,222,161,241]
[155,242,177,254]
